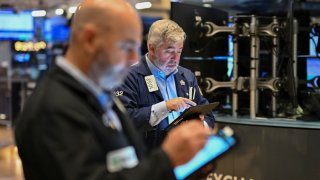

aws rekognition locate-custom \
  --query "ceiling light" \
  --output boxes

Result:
[68,6,77,14]
[55,8,64,15]
[203,3,212,8]
[135,2,152,10]
[31,10,46,17]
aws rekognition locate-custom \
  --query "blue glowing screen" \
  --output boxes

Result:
[174,134,236,180]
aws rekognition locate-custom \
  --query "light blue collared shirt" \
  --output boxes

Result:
[56,56,122,131]
[145,55,181,126]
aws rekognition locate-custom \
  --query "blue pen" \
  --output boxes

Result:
[186,102,196,107]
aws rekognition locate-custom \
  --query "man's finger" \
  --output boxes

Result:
[182,98,197,106]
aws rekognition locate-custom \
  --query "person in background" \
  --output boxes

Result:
[14,1,211,180]
[117,19,215,148]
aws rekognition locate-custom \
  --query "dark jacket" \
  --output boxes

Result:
[14,65,175,180]
[117,57,215,147]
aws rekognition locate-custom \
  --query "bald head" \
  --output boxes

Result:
[70,0,139,44]
[66,0,142,74]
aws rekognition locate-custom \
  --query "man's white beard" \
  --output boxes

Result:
[90,61,127,91]
[154,58,178,76]
[163,65,178,76]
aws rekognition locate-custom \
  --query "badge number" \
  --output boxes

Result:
[145,75,159,92]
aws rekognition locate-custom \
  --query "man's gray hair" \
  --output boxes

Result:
[147,19,186,47]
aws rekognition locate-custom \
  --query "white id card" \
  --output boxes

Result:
[145,75,159,92]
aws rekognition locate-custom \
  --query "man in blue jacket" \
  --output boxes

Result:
[117,20,215,148]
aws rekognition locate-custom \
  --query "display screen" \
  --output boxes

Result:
[44,16,70,42]
[307,26,320,88]
[310,27,319,57]
[307,58,320,81]
[174,133,236,180]
[0,11,34,40]
[13,53,31,63]
[307,57,320,88]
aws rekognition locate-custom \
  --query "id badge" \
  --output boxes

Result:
[145,75,159,92]
[106,146,139,173]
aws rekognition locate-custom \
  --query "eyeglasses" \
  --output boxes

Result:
[163,48,182,54]
[116,40,140,53]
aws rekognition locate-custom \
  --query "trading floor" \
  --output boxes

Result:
[1,0,320,180]
[0,126,23,180]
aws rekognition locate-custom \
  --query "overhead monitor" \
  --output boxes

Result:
[0,11,34,40]
[44,16,70,42]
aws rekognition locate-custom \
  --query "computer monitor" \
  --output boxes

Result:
[13,53,31,63]
[310,26,320,57]
[306,25,320,88]
[306,57,320,88]
[0,11,34,40]
[44,16,70,42]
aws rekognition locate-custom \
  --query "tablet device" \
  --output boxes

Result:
[174,126,236,180]
[166,102,219,131]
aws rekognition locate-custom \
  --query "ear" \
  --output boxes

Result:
[82,24,98,55]
[147,43,155,57]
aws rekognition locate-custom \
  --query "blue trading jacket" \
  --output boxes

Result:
[116,57,215,132]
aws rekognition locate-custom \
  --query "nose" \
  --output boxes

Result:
[171,52,180,61]
[127,49,140,66]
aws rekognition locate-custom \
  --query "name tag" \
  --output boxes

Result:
[106,146,139,173]
[145,75,159,92]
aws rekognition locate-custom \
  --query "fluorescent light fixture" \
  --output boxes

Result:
[68,6,77,14]
[203,3,212,8]
[135,2,152,10]
[31,10,46,17]
[55,8,64,15]
[0,114,6,120]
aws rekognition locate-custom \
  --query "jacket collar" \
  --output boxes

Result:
[51,65,105,115]
[132,55,189,99]
[174,70,188,98]
[56,56,103,99]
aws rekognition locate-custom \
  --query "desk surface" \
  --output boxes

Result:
[216,115,320,129]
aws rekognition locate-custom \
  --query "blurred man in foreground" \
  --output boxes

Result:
[14,0,210,180]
